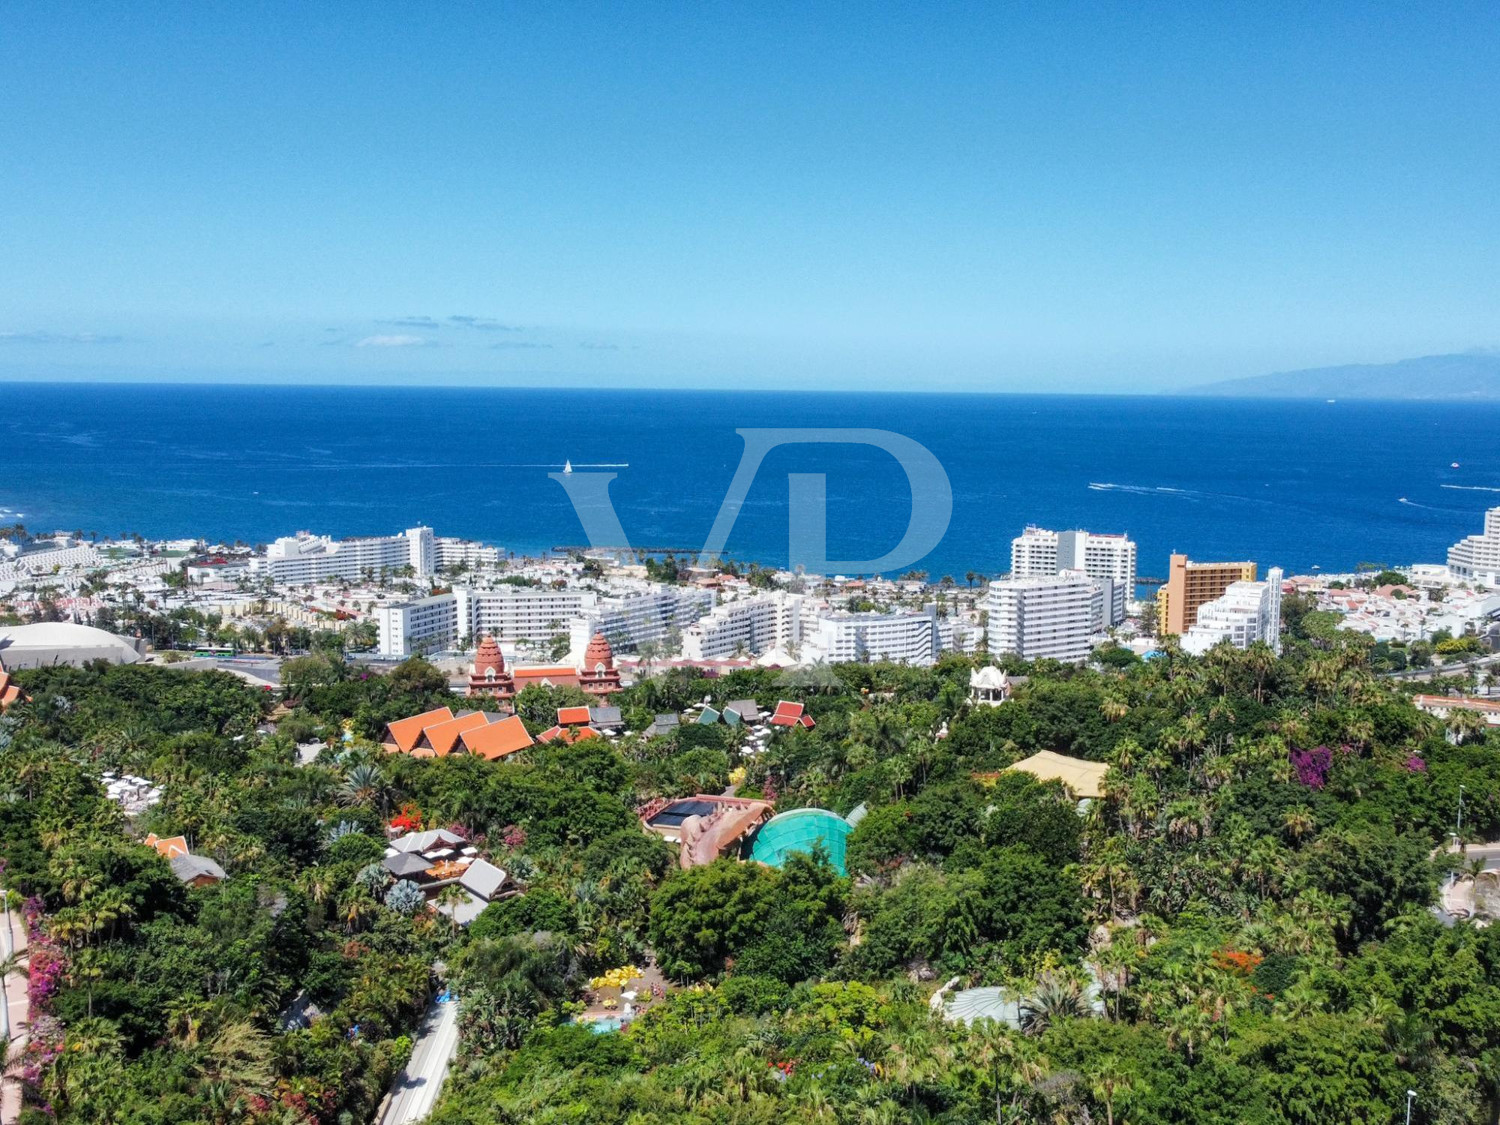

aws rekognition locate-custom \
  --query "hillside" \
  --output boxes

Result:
[1188,352,1500,400]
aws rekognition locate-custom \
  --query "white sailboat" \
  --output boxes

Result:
[563,460,573,474]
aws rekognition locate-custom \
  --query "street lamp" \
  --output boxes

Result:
[1405,1088,1417,1125]
[1458,785,1466,838]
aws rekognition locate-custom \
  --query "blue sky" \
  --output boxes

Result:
[2,3,1497,391]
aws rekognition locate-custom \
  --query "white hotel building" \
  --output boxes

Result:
[1180,568,1284,655]
[801,605,940,665]
[567,585,715,656]
[1448,506,1500,586]
[252,527,436,584]
[680,592,807,660]
[377,582,712,657]
[985,573,1100,663]
[1011,526,1136,626]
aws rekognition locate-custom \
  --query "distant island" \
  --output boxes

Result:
[1187,352,1500,400]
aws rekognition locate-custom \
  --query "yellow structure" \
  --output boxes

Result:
[1156,553,1256,636]
[1004,750,1110,800]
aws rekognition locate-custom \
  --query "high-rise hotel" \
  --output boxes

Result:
[1156,554,1257,636]
[1011,526,1137,626]
[1448,506,1500,586]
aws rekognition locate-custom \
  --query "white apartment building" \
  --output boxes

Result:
[568,586,715,655]
[0,540,102,575]
[680,592,806,660]
[435,537,502,571]
[801,605,940,665]
[1448,507,1500,586]
[376,585,590,656]
[1179,568,1284,655]
[376,592,463,657]
[985,573,1100,663]
[937,614,983,655]
[376,582,713,657]
[1011,526,1136,626]
[460,586,594,647]
[251,527,435,584]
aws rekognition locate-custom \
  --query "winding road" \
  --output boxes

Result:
[375,996,460,1125]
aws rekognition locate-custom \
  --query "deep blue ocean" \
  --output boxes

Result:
[3,382,1499,580]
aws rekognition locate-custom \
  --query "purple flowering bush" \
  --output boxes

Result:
[1289,745,1333,790]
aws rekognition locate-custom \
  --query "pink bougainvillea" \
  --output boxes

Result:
[1289,745,1333,790]
[27,947,65,1009]
[500,824,527,850]
[1403,755,1428,773]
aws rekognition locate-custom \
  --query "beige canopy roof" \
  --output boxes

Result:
[1006,750,1109,799]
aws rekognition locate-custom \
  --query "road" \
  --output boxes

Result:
[1382,652,1500,683]
[1,895,30,1125]
[376,997,459,1125]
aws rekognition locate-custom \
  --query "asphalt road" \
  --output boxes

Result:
[1382,652,1500,682]
[376,997,460,1125]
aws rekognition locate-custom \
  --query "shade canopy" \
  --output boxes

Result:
[750,807,852,875]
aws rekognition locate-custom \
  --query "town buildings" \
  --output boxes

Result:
[679,591,806,660]
[1414,695,1500,727]
[1448,506,1500,586]
[984,573,1100,663]
[251,526,436,584]
[801,604,940,665]
[377,582,711,658]
[1011,526,1136,626]
[1179,568,1284,655]
[1156,554,1257,636]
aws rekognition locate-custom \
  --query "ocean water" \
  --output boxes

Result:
[3,382,1499,580]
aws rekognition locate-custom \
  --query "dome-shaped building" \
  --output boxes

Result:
[0,621,144,669]
[579,632,622,697]
[749,807,853,876]
[466,636,515,701]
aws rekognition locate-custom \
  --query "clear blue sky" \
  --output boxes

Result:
[2,3,1497,391]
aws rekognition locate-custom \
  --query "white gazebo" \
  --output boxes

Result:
[969,665,1011,707]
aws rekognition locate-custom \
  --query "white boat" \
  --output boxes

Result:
[563,460,573,474]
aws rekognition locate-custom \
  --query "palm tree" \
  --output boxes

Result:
[961,1019,1048,1125]
[1446,707,1486,746]
[1090,1056,1136,1125]
[434,883,470,935]
[1282,806,1315,844]
[1019,973,1088,1036]
[339,762,392,814]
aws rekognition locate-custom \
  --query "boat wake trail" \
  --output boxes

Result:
[1089,482,1203,499]
[1441,484,1500,493]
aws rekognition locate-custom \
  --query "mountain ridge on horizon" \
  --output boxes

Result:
[1186,352,1500,400]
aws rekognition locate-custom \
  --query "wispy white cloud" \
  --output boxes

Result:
[354,334,428,348]
[0,330,123,344]
[448,315,520,331]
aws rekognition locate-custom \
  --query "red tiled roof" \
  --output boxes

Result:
[0,666,22,711]
[419,711,495,757]
[557,705,592,726]
[539,723,601,745]
[584,632,616,669]
[144,832,191,859]
[385,707,455,753]
[769,700,816,729]
[1416,694,1500,715]
[512,666,582,689]
[770,700,803,725]
[460,714,535,760]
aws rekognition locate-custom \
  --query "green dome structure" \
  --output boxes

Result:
[749,807,852,876]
